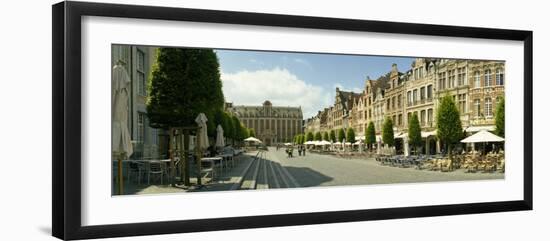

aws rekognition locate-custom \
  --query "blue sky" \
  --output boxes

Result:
[215,49,414,118]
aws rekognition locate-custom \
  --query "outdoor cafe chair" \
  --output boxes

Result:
[200,158,216,182]
[127,161,145,185]
[147,161,164,185]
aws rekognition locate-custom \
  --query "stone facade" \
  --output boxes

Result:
[304,57,505,154]
[228,101,303,145]
[111,45,165,159]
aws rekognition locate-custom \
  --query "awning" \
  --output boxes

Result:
[421,130,437,138]
[465,125,495,133]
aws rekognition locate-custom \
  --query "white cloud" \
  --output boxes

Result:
[221,67,331,118]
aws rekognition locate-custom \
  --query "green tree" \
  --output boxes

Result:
[222,112,234,141]
[248,128,256,138]
[436,95,463,156]
[408,113,422,154]
[338,128,346,142]
[231,115,244,143]
[382,117,394,146]
[314,132,322,141]
[147,48,224,130]
[346,128,356,143]
[322,132,329,141]
[242,126,250,138]
[306,132,314,141]
[329,130,337,142]
[146,48,223,186]
[300,134,306,144]
[495,97,505,137]
[366,121,376,150]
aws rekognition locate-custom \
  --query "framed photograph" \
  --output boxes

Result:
[52,1,533,240]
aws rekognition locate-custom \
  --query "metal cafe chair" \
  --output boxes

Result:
[148,161,164,185]
[127,161,145,185]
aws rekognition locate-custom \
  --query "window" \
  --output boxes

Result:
[484,69,492,87]
[427,85,433,99]
[398,94,402,107]
[387,99,390,110]
[137,49,147,96]
[413,89,418,104]
[485,98,493,117]
[398,114,402,126]
[137,112,146,143]
[407,91,412,106]
[457,67,466,86]
[419,68,423,78]
[420,87,426,100]
[474,71,481,88]
[420,110,426,126]
[458,94,467,114]
[448,70,455,88]
[427,109,433,126]
[474,99,481,117]
[496,69,504,85]
[438,72,446,90]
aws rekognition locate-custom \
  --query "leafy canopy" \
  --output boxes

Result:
[436,95,463,146]
[408,113,422,152]
[366,121,376,145]
[495,97,505,137]
[146,48,224,130]
[382,117,394,146]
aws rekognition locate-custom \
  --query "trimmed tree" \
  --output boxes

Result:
[382,117,395,146]
[147,48,224,186]
[495,97,505,137]
[408,113,422,154]
[147,48,224,129]
[314,132,322,141]
[338,128,346,142]
[222,112,234,142]
[306,132,314,141]
[436,95,463,156]
[323,132,329,141]
[248,128,256,138]
[346,128,356,143]
[366,121,376,150]
[329,130,337,142]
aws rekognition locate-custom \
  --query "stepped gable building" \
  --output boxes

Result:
[227,100,303,146]
[304,57,505,155]
[329,87,362,132]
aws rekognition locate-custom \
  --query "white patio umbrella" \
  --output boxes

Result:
[112,63,133,195]
[195,113,209,150]
[460,130,505,143]
[244,137,262,143]
[215,124,225,148]
[461,130,504,154]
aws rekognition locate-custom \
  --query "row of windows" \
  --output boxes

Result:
[473,69,505,88]
[406,84,433,106]
[473,97,502,118]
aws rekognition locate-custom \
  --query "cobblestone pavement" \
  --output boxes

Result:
[267,147,504,187]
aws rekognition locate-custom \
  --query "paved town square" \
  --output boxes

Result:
[111,45,506,196]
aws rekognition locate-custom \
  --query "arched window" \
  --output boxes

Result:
[484,69,492,87]
[496,68,504,85]
[474,71,481,88]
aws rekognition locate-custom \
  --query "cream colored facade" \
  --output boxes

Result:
[304,57,505,154]
[228,101,303,145]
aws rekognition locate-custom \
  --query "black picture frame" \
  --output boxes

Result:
[52,1,533,240]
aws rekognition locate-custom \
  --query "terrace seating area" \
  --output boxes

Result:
[375,151,505,173]
[114,145,246,187]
